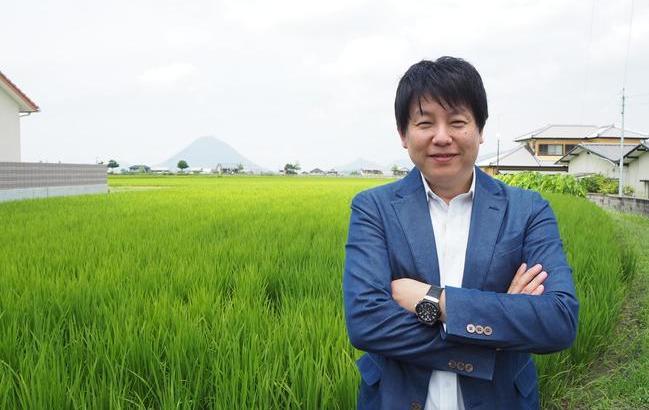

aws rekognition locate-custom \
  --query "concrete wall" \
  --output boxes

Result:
[587,193,649,217]
[0,88,21,162]
[0,162,107,202]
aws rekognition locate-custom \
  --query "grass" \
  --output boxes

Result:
[0,176,636,408]
[553,211,649,409]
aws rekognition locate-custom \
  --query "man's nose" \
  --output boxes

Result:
[431,125,452,145]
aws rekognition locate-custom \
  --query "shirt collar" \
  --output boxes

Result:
[421,169,476,204]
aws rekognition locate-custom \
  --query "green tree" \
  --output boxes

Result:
[177,160,189,173]
[107,159,119,169]
[283,162,301,175]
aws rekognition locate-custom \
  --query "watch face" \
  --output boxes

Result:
[416,300,440,325]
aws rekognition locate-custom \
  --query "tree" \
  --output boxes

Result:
[107,159,119,169]
[391,165,399,176]
[177,160,189,173]
[236,163,244,173]
[283,162,301,175]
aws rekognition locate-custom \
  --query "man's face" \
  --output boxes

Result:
[399,95,483,192]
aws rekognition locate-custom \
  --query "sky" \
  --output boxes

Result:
[2,0,648,171]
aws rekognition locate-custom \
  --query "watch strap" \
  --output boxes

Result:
[426,284,443,302]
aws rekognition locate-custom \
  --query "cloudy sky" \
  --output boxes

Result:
[2,0,648,170]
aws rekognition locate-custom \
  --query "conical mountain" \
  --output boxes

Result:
[335,157,388,173]
[158,136,264,171]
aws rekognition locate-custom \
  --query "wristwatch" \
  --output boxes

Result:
[415,285,443,326]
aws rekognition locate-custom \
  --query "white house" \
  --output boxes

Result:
[0,71,39,162]
[557,142,649,198]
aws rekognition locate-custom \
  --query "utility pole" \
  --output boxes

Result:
[618,89,626,196]
[496,136,500,174]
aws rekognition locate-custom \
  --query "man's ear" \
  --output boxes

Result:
[399,130,408,149]
[479,131,484,144]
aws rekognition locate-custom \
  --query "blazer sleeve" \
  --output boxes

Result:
[343,191,497,381]
[441,191,579,353]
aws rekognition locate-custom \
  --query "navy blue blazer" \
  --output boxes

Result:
[343,167,579,410]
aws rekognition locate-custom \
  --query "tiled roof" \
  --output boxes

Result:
[0,71,39,113]
[556,143,638,165]
[514,124,648,142]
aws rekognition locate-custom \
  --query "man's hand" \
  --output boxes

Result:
[391,278,431,314]
[508,263,547,295]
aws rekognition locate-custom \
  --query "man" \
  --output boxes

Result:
[343,57,578,410]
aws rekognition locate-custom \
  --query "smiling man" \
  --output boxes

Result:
[343,57,578,410]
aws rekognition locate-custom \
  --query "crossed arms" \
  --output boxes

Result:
[343,191,579,380]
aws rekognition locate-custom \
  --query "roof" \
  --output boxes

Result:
[477,144,564,168]
[0,71,39,113]
[556,143,639,165]
[514,124,648,142]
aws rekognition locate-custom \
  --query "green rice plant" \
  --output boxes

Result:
[0,176,632,408]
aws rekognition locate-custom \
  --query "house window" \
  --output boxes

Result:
[564,144,577,154]
[539,144,563,156]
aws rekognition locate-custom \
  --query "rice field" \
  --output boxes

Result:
[0,176,635,408]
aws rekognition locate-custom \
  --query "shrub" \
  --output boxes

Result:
[496,172,586,197]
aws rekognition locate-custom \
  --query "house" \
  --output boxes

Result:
[0,71,108,203]
[391,166,409,177]
[129,165,151,173]
[150,167,170,174]
[478,124,648,175]
[478,144,566,175]
[557,142,649,198]
[361,169,384,176]
[309,168,325,175]
[327,168,339,176]
[214,163,244,174]
[0,71,39,162]
[514,124,646,162]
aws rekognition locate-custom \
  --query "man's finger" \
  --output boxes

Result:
[508,263,528,293]
[523,271,548,294]
[509,263,542,294]
[531,284,544,296]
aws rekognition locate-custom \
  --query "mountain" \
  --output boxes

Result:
[386,158,414,169]
[158,136,264,171]
[335,158,387,173]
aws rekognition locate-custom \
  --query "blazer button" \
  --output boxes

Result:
[448,360,457,369]
[410,401,422,410]
[484,326,493,336]
[466,324,476,333]
[465,363,474,373]
[456,361,465,371]
[475,325,484,335]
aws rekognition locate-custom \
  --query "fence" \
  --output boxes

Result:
[0,162,107,202]
[586,193,649,217]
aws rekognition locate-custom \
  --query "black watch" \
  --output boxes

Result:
[415,285,443,326]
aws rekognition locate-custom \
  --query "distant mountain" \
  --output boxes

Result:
[386,158,414,169]
[158,136,264,171]
[335,158,387,173]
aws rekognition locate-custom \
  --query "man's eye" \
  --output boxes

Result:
[451,121,467,127]
[417,122,432,127]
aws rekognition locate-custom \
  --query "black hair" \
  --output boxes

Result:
[394,57,488,135]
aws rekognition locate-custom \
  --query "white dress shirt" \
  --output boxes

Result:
[421,171,476,410]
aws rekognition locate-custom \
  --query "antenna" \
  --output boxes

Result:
[618,0,634,196]
[618,90,626,196]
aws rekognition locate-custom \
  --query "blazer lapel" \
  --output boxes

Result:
[391,168,440,286]
[462,168,507,289]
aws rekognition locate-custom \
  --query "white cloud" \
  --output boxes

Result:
[137,63,197,86]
